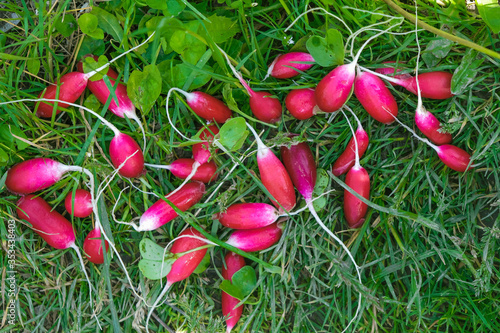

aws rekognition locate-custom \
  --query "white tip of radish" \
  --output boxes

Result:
[263,56,279,81]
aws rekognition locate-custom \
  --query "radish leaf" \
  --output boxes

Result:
[219,266,257,301]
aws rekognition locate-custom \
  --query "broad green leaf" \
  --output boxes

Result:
[222,83,241,113]
[219,117,248,151]
[139,238,168,260]
[306,29,344,67]
[219,266,257,301]
[54,14,77,37]
[422,38,453,68]
[127,64,162,114]
[92,7,124,41]
[82,55,109,81]
[312,168,329,211]
[0,147,8,166]
[451,48,484,95]
[84,94,102,112]
[476,0,500,33]
[192,251,211,274]
[169,21,206,65]
[147,0,168,9]
[27,59,40,76]
[78,13,104,40]
[0,124,14,149]
[9,126,29,151]
[165,0,186,15]
[203,14,240,43]
[138,239,176,280]
[77,36,105,59]
[158,60,212,92]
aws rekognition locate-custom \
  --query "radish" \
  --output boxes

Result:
[65,189,93,218]
[6,157,94,195]
[285,88,321,120]
[16,195,95,317]
[375,61,412,86]
[83,227,109,264]
[266,52,315,79]
[115,181,206,232]
[225,221,284,252]
[222,252,246,333]
[214,203,280,229]
[332,112,369,176]
[353,68,399,124]
[77,55,146,151]
[192,124,220,165]
[33,34,155,118]
[246,123,296,212]
[398,72,453,100]
[218,46,282,123]
[145,158,218,183]
[146,227,209,332]
[1,99,145,178]
[315,22,402,113]
[279,129,363,332]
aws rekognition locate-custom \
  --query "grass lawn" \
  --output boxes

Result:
[1,0,499,332]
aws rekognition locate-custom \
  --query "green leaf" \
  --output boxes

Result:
[165,0,186,15]
[84,94,102,112]
[0,124,14,149]
[78,13,104,40]
[91,7,124,41]
[451,48,484,95]
[0,53,31,61]
[147,0,168,9]
[306,29,344,67]
[476,0,500,33]
[54,14,77,37]
[0,147,8,166]
[422,38,453,68]
[138,239,176,280]
[219,117,249,151]
[27,59,40,76]
[203,14,240,43]
[82,55,109,81]
[77,36,105,59]
[9,126,29,151]
[158,60,212,92]
[169,22,206,65]
[127,64,162,114]
[219,266,257,301]
[222,83,241,113]
[312,168,329,211]
[192,251,211,274]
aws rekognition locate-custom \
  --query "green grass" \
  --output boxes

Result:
[1,0,499,332]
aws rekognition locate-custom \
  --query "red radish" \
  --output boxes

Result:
[315,23,402,113]
[145,158,218,183]
[226,221,284,252]
[77,55,146,151]
[218,46,282,123]
[246,124,296,212]
[146,227,209,331]
[214,203,280,229]
[222,252,246,333]
[129,181,205,231]
[266,52,315,79]
[398,72,453,100]
[6,157,94,195]
[414,105,452,145]
[192,124,220,165]
[375,61,412,86]
[16,195,94,311]
[354,69,399,124]
[83,227,109,264]
[36,72,88,118]
[33,34,155,118]
[65,189,93,218]
[285,88,321,120]
[332,114,369,176]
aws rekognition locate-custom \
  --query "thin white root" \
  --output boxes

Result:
[341,110,360,168]
[145,282,172,333]
[112,186,141,231]
[131,114,147,153]
[165,87,192,142]
[144,163,172,170]
[357,65,404,85]
[284,7,352,35]
[166,161,200,196]
[387,112,439,151]
[306,202,362,333]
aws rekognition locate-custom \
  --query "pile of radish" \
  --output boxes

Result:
[3,4,479,332]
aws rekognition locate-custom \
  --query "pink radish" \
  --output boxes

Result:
[77,55,146,150]
[146,227,209,331]
[33,34,155,118]
[315,23,401,113]
[332,117,369,176]
[280,128,363,332]
[375,61,412,86]
[83,227,109,264]
[65,189,93,218]
[6,157,94,195]
[218,46,282,123]
[222,252,246,333]
[192,124,220,165]
[145,158,218,183]
[414,105,452,145]
[214,203,280,229]
[285,88,321,120]
[341,109,370,228]
[226,221,284,252]
[266,52,315,79]
[116,181,205,231]
[353,69,399,124]
[398,72,453,100]
[16,195,95,314]
[246,124,296,212]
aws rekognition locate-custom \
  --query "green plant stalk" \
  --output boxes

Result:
[381,0,500,60]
